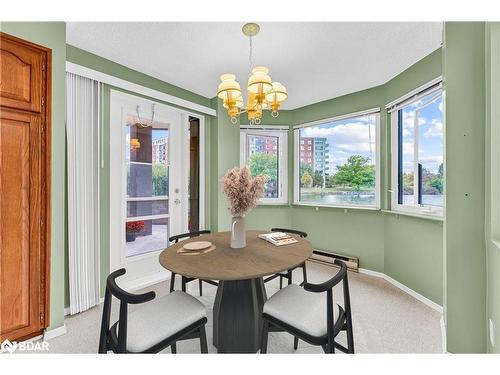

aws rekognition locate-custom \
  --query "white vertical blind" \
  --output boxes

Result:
[66,72,101,315]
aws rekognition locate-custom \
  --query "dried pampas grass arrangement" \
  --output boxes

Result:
[221,166,268,217]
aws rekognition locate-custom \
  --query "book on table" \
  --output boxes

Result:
[258,232,298,246]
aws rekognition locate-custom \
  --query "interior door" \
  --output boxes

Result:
[110,91,188,290]
[0,32,50,341]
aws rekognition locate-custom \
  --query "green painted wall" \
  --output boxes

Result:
[383,49,444,305]
[66,45,215,300]
[0,22,67,330]
[486,22,500,353]
[245,206,292,230]
[293,207,385,271]
[383,215,443,304]
[443,22,486,353]
[210,98,241,231]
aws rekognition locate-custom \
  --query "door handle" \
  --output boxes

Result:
[174,198,181,205]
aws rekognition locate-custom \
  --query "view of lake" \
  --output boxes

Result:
[300,193,443,207]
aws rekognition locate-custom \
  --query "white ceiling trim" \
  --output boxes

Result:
[66,61,216,116]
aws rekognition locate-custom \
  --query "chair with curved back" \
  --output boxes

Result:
[98,268,208,354]
[169,230,218,296]
[263,228,308,289]
[261,259,354,353]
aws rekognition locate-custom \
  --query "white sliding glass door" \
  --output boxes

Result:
[110,90,191,289]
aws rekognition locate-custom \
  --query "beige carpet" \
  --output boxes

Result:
[42,261,442,353]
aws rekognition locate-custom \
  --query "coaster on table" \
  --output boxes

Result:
[177,244,216,255]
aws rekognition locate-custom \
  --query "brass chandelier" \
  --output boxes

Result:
[217,23,288,125]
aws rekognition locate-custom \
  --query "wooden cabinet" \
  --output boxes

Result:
[0,33,51,341]
[0,34,45,113]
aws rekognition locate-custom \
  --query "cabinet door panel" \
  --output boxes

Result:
[0,34,45,113]
[0,109,42,340]
[0,32,50,342]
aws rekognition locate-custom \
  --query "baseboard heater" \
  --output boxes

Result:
[309,250,359,273]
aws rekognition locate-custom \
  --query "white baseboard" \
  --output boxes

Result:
[64,297,105,317]
[440,316,447,353]
[358,268,443,314]
[119,272,170,293]
[43,324,67,341]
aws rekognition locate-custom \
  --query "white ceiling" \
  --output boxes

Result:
[66,22,443,109]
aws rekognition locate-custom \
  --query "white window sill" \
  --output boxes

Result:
[381,210,444,222]
[292,203,380,212]
[256,201,290,207]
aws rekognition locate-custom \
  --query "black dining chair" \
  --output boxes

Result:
[263,228,308,289]
[98,268,208,354]
[169,230,218,296]
[261,259,354,354]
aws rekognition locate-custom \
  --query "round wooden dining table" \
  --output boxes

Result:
[159,230,313,353]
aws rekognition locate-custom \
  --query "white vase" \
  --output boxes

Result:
[230,216,246,249]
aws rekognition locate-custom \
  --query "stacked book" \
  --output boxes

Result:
[258,232,298,246]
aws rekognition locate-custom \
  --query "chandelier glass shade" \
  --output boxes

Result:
[217,23,288,125]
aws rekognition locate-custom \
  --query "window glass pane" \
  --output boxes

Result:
[419,95,444,207]
[125,218,169,258]
[397,90,443,209]
[126,123,169,198]
[298,113,377,206]
[246,134,279,198]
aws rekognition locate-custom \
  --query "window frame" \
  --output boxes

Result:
[388,79,444,217]
[240,125,289,205]
[293,108,381,210]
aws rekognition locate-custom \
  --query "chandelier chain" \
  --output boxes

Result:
[248,35,253,74]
